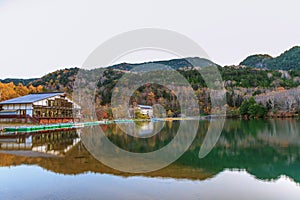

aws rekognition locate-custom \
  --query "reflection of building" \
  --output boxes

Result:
[137,105,153,118]
[139,122,154,136]
[0,129,80,156]
[0,93,81,124]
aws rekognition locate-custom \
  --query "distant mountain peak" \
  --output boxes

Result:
[240,46,300,70]
[108,57,218,71]
[0,78,38,85]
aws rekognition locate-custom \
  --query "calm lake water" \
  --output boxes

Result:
[1,119,300,200]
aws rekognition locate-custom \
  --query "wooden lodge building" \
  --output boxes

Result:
[0,92,81,124]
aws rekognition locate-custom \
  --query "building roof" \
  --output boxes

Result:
[0,93,64,105]
[138,105,152,109]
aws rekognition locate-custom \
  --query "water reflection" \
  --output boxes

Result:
[1,119,300,184]
[0,129,80,157]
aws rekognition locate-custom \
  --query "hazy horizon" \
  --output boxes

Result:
[0,46,299,79]
[1,0,300,78]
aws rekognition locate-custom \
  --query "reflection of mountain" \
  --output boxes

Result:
[1,119,300,183]
[0,141,215,180]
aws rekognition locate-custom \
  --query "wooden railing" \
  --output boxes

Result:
[0,114,39,123]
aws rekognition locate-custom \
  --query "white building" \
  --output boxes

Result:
[137,105,153,118]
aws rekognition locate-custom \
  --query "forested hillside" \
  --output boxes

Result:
[241,46,300,70]
[1,47,300,118]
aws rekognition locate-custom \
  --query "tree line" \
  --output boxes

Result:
[0,82,43,101]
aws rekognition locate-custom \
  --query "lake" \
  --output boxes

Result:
[1,119,300,200]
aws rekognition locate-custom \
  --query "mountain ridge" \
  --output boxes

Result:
[1,49,300,117]
[240,46,300,70]
[3,46,300,83]
[0,57,218,85]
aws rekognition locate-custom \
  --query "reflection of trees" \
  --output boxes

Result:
[95,119,300,183]
[177,119,300,183]
[101,121,198,153]
[1,119,300,183]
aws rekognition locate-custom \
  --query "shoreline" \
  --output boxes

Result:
[1,115,299,129]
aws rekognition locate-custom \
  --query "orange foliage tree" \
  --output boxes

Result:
[0,82,43,102]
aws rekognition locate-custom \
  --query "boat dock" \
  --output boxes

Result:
[0,116,213,134]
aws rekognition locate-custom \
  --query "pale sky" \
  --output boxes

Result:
[0,0,300,78]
